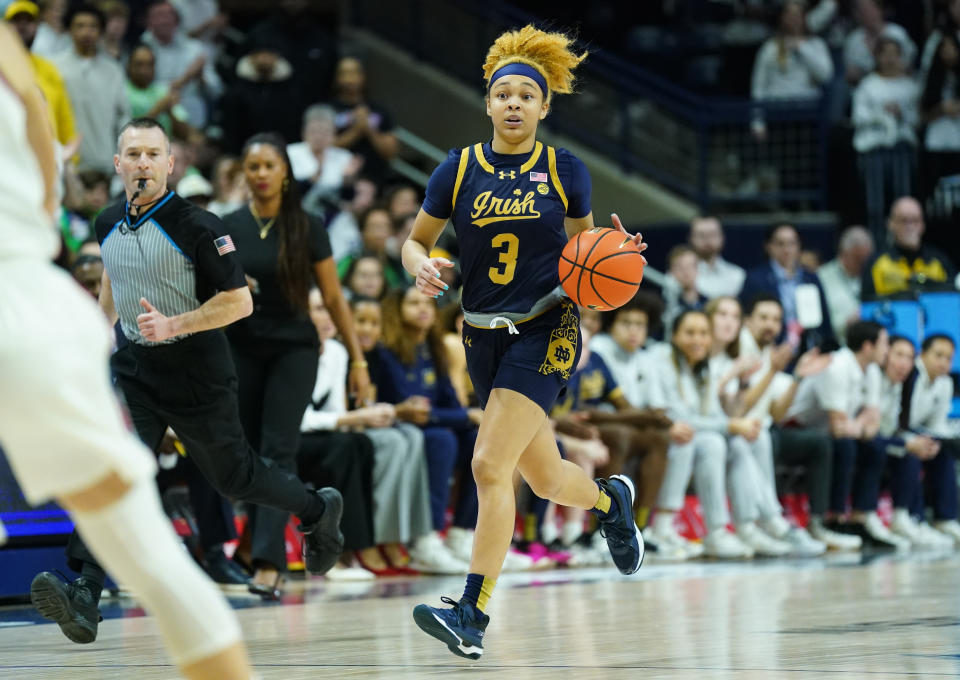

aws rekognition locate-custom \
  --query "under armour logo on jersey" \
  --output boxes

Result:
[498,170,516,180]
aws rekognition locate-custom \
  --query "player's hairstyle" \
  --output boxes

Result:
[482,25,587,104]
[922,333,956,352]
[744,292,783,317]
[705,296,741,359]
[116,117,169,154]
[380,287,449,377]
[65,3,106,30]
[343,252,386,300]
[847,320,884,352]
[669,309,712,408]
[241,132,312,314]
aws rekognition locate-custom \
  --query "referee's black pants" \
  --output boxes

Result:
[66,330,318,570]
[230,339,318,571]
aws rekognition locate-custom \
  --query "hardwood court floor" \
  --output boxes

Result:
[2,551,960,679]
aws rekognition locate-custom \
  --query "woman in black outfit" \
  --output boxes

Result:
[224,132,370,598]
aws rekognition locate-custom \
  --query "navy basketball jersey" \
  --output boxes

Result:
[422,140,591,315]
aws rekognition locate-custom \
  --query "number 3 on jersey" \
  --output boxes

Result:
[488,232,519,285]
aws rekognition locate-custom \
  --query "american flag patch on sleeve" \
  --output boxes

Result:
[529,171,548,182]
[214,235,236,256]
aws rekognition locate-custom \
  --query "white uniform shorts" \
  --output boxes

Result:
[0,260,156,504]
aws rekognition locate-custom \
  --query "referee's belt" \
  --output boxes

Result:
[463,286,567,332]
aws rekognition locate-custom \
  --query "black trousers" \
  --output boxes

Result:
[231,339,319,571]
[297,431,375,552]
[66,331,316,571]
[771,426,833,516]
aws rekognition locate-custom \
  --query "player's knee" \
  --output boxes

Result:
[471,453,510,488]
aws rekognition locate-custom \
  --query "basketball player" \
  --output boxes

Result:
[0,24,253,679]
[404,25,647,659]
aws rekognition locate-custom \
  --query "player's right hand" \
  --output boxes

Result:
[415,256,453,298]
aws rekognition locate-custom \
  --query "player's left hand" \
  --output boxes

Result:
[137,297,177,342]
[611,213,648,265]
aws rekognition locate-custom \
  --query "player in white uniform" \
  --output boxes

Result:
[0,24,253,680]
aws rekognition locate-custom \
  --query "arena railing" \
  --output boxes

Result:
[348,0,830,213]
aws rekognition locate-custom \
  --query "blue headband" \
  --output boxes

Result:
[488,62,548,97]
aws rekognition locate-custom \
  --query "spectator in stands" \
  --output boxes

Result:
[689,216,745,298]
[844,0,917,86]
[207,156,246,217]
[741,223,834,348]
[330,56,399,184]
[98,0,128,62]
[247,0,338,96]
[386,184,421,224]
[785,321,904,548]
[219,37,302,154]
[126,43,190,138]
[920,33,960,199]
[5,0,77,149]
[301,288,433,577]
[853,36,919,239]
[920,0,960,79]
[751,0,833,102]
[337,207,407,289]
[177,173,214,210]
[140,0,222,128]
[590,292,664,404]
[818,226,874,343]
[53,3,129,174]
[647,310,758,559]
[323,174,377,262]
[738,293,851,549]
[376,287,481,573]
[878,336,955,548]
[707,296,829,556]
[662,245,708,332]
[862,196,957,298]
[288,105,359,195]
[342,253,386,301]
[69,254,103,299]
[30,0,70,58]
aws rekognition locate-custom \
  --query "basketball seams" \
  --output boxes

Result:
[559,227,644,309]
[575,229,611,305]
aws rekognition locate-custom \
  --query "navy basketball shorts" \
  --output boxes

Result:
[463,299,581,414]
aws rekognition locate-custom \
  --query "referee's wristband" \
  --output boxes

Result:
[350,360,369,369]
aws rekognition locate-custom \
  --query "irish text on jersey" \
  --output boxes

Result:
[471,190,541,227]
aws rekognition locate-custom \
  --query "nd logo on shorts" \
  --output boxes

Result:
[539,301,578,380]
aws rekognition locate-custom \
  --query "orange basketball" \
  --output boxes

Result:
[558,227,644,310]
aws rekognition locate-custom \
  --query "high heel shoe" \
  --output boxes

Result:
[248,570,284,601]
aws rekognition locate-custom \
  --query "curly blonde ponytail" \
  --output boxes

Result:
[483,25,587,102]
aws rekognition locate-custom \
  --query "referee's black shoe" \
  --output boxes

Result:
[30,572,102,644]
[300,487,344,574]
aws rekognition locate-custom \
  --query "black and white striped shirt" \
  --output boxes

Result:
[95,192,246,346]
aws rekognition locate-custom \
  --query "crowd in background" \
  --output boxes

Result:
[6,0,960,587]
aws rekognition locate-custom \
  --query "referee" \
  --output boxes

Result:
[31,118,343,644]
